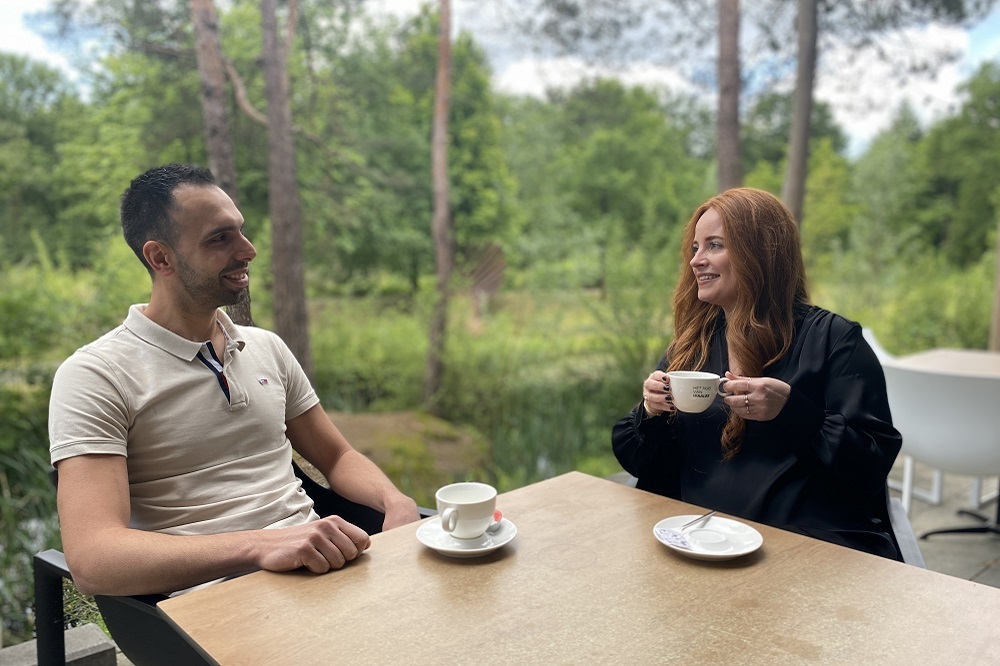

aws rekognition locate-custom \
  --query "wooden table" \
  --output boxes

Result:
[893,348,1000,377]
[158,472,1000,665]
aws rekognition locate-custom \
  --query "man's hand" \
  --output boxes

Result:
[256,516,371,573]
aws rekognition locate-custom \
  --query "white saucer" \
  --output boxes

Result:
[417,517,517,558]
[653,514,763,561]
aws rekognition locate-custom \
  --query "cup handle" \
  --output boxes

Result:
[440,507,458,533]
[718,377,729,396]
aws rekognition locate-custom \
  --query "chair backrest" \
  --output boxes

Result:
[882,360,1000,476]
[862,328,894,364]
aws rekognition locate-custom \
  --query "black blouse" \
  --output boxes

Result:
[612,305,903,560]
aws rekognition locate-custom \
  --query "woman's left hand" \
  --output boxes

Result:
[723,372,791,421]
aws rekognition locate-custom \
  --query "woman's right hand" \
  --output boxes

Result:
[642,371,674,417]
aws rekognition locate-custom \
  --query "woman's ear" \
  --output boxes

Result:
[143,240,173,276]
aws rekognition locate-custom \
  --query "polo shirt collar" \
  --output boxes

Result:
[124,304,248,361]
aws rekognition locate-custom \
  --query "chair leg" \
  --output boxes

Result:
[34,551,67,666]
[971,476,983,509]
[900,455,914,515]
[970,476,999,509]
[920,524,1000,539]
[920,497,1000,540]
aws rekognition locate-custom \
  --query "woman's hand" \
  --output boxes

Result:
[723,372,790,421]
[642,371,674,417]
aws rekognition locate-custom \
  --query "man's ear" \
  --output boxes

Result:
[143,240,174,276]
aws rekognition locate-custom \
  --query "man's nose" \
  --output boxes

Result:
[238,235,257,262]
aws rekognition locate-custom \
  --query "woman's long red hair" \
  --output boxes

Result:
[666,188,809,459]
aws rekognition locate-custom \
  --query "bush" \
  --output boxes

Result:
[0,371,59,645]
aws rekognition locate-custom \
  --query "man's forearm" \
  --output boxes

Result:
[324,449,418,517]
[65,527,263,597]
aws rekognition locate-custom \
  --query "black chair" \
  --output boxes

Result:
[34,463,434,666]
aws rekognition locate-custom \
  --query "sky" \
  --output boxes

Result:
[2,0,999,157]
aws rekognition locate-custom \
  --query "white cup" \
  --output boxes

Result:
[435,482,497,539]
[667,371,730,413]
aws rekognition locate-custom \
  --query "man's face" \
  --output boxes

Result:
[169,184,256,309]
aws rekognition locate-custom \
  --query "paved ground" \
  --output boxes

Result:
[891,458,1000,588]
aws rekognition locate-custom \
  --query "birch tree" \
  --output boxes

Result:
[261,0,313,377]
[716,0,742,191]
[425,0,454,409]
[191,0,253,325]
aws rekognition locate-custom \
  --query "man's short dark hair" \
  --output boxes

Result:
[120,164,216,272]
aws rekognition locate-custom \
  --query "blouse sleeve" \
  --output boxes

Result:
[612,404,667,477]
[772,322,901,495]
[611,356,676,479]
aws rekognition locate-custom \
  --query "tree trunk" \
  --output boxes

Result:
[191,0,254,326]
[261,0,312,377]
[425,0,454,412]
[781,0,818,227]
[990,215,1000,351]
[716,0,742,192]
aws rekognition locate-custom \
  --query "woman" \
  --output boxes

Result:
[612,188,903,560]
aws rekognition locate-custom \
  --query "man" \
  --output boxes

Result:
[49,164,420,597]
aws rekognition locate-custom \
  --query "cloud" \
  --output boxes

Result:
[0,1,65,68]
[815,22,970,157]
[495,56,699,99]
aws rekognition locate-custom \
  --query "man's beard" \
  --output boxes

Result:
[175,255,247,308]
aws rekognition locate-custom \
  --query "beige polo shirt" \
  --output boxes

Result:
[49,304,320,535]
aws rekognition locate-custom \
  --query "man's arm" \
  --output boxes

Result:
[287,404,420,531]
[56,454,372,597]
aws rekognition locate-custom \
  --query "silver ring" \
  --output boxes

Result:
[745,393,750,414]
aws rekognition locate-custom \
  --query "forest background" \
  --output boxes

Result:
[3,0,1000,646]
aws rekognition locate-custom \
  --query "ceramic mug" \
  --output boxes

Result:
[667,371,730,413]
[436,482,497,539]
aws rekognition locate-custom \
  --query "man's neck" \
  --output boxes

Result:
[142,294,220,343]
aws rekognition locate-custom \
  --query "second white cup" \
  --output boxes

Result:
[436,482,497,539]
[667,371,730,413]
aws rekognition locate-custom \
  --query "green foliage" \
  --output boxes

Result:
[297,8,517,294]
[800,137,857,269]
[742,92,848,172]
[0,242,87,362]
[0,54,77,267]
[921,63,1000,265]
[309,296,427,410]
[0,371,59,645]
[591,238,678,381]
[814,236,994,355]
[882,252,993,352]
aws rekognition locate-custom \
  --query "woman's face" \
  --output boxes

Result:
[689,207,737,313]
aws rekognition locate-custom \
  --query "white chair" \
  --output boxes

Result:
[881,360,1000,539]
[863,328,944,512]
[862,327,895,364]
